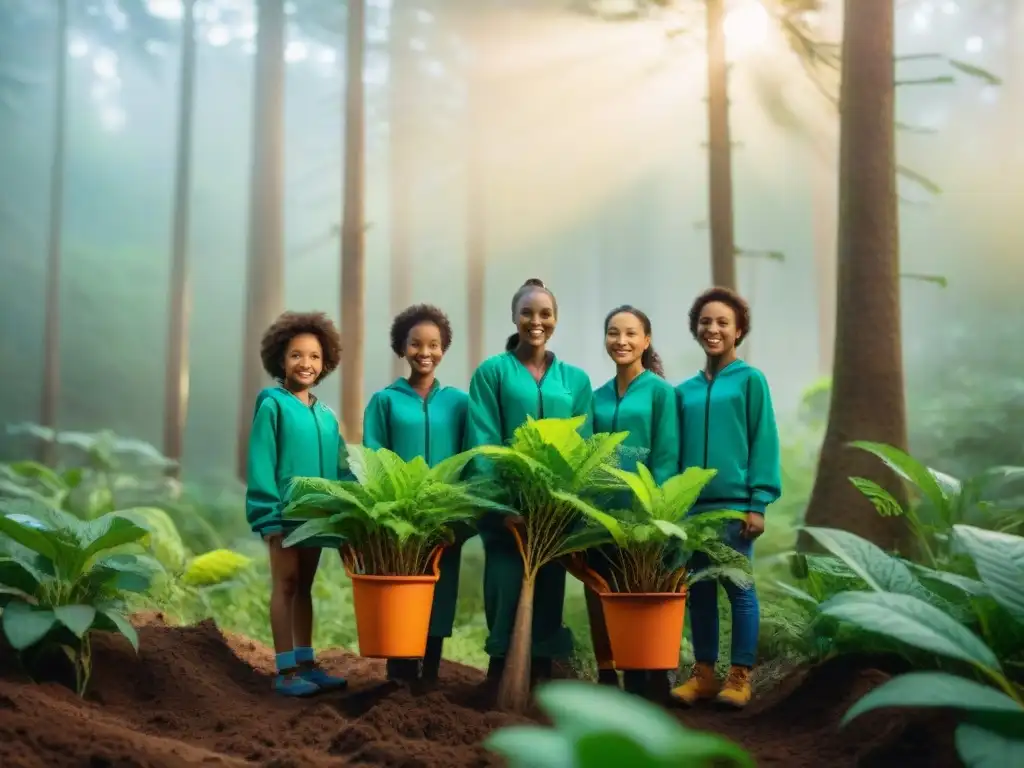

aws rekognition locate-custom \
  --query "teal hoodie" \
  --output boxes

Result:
[245,386,343,538]
[591,370,679,485]
[676,359,781,515]
[362,378,468,466]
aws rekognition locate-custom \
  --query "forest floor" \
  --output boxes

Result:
[0,613,961,768]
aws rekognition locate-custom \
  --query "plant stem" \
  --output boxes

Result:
[497,571,536,714]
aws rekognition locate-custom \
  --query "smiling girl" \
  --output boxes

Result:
[465,278,594,687]
[362,304,469,684]
[245,311,350,697]
[670,287,781,709]
[584,305,679,698]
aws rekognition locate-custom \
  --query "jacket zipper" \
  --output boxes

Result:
[312,403,324,476]
[423,393,431,465]
[612,390,623,431]
[702,376,716,469]
[536,366,551,418]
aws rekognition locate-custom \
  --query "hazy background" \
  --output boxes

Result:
[1,0,1021,484]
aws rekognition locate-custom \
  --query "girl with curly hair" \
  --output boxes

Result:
[464,278,594,686]
[670,287,781,710]
[245,311,349,697]
[361,304,469,684]
[580,305,679,698]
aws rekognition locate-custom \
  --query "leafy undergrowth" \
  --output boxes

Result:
[0,613,962,768]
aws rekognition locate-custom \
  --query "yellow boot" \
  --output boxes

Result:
[715,665,752,708]
[669,662,720,706]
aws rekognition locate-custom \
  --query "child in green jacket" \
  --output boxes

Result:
[245,311,349,697]
[362,304,469,683]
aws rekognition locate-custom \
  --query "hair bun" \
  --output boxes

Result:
[523,278,546,288]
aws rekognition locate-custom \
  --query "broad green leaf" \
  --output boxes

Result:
[819,591,1001,671]
[182,549,253,587]
[118,507,187,572]
[652,519,688,541]
[54,604,98,638]
[483,726,573,767]
[841,672,1024,726]
[0,513,59,561]
[0,556,42,595]
[575,732,659,767]
[2,601,57,650]
[770,580,819,606]
[551,490,626,545]
[607,468,655,514]
[953,525,1024,624]
[849,477,905,517]
[81,514,150,564]
[660,467,718,520]
[955,722,1024,768]
[664,730,756,767]
[282,517,345,548]
[6,461,66,492]
[906,561,988,597]
[98,608,140,651]
[848,441,948,519]
[802,526,929,598]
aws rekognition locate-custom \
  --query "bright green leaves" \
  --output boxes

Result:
[181,549,253,588]
[484,681,755,768]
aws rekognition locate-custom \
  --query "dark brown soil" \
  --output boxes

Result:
[0,614,960,767]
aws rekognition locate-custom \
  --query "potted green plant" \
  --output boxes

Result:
[282,444,506,659]
[564,465,752,671]
[470,415,630,713]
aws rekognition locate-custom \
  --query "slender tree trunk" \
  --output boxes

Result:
[803,0,911,553]
[705,0,736,290]
[40,0,68,466]
[237,0,286,480]
[465,19,487,374]
[497,573,535,714]
[388,4,412,380]
[341,0,367,442]
[163,0,197,477]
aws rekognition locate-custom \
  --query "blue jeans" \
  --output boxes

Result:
[686,520,759,667]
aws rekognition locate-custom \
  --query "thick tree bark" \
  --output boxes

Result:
[163,0,197,477]
[341,0,367,443]
[812,146,837,376]
[705,0,736,290]
[236,0,286,480]
[388,4,413,381]
[40,0,68,466]
[803,0,911,553]
[497,573,535,714]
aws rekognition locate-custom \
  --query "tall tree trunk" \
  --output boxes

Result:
[163,0,197,477]
[388,4,413,381]
[236,0,286,480]
[812,145,837,376]
[803,0,911,553]
[341,0,367,442]
[40,0,68,466]
[705,0,736,290]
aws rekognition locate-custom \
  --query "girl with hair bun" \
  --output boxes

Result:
[580,304,679,698]
[464,278,594,685]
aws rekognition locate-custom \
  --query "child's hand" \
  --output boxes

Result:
[742,512,765,539]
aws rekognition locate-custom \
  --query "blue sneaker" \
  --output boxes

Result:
[274,673,320,697]
[298,664,348,691]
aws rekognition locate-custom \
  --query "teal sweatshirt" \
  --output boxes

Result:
[245,386,343,537]
[466,351,594,455]
[591,370,679,484]
[363,378,468,466]
[676,359,782,515]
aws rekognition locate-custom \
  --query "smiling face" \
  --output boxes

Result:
[696,300,741,358]
[605,311,649,368]
[404,321,444,376]
[283,333,323,392]
[515,289,557,348]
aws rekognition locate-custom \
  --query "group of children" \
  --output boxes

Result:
[243,280,782,709]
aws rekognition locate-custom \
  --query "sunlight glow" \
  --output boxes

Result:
[965,36,983,54]
[723,1,770,58]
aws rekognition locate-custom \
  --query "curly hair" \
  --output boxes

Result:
[687,286,751,347]
[505,278,557,352]
[259,311,342,384]
[604,304,665,378]
[389,304,453,358]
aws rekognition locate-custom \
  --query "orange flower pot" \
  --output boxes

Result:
[598,591,688,670]
[344,547,443,659]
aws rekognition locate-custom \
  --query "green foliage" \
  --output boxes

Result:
[0,501,159,694]
[283,445,505,576]
[566,465,750,593]
[484,680,754,767]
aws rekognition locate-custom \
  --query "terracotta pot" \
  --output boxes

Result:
[345,546,443,659]
[599,591,688,670]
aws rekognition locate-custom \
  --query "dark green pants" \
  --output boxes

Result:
[481,524,573,659]
[427,542,463,638]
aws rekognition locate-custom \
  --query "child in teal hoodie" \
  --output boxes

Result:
[363,304,469,683]
[245,311,350,697]
[670,288,781,710]
[465,279,594,686]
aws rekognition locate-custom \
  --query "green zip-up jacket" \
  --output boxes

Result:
[676,359,782,516]
[245,386,343,537]
[466,351,594,457]
[591,370,679,486]
[362,377,469,466]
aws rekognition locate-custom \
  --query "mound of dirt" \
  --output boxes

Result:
[0,614,959,767]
